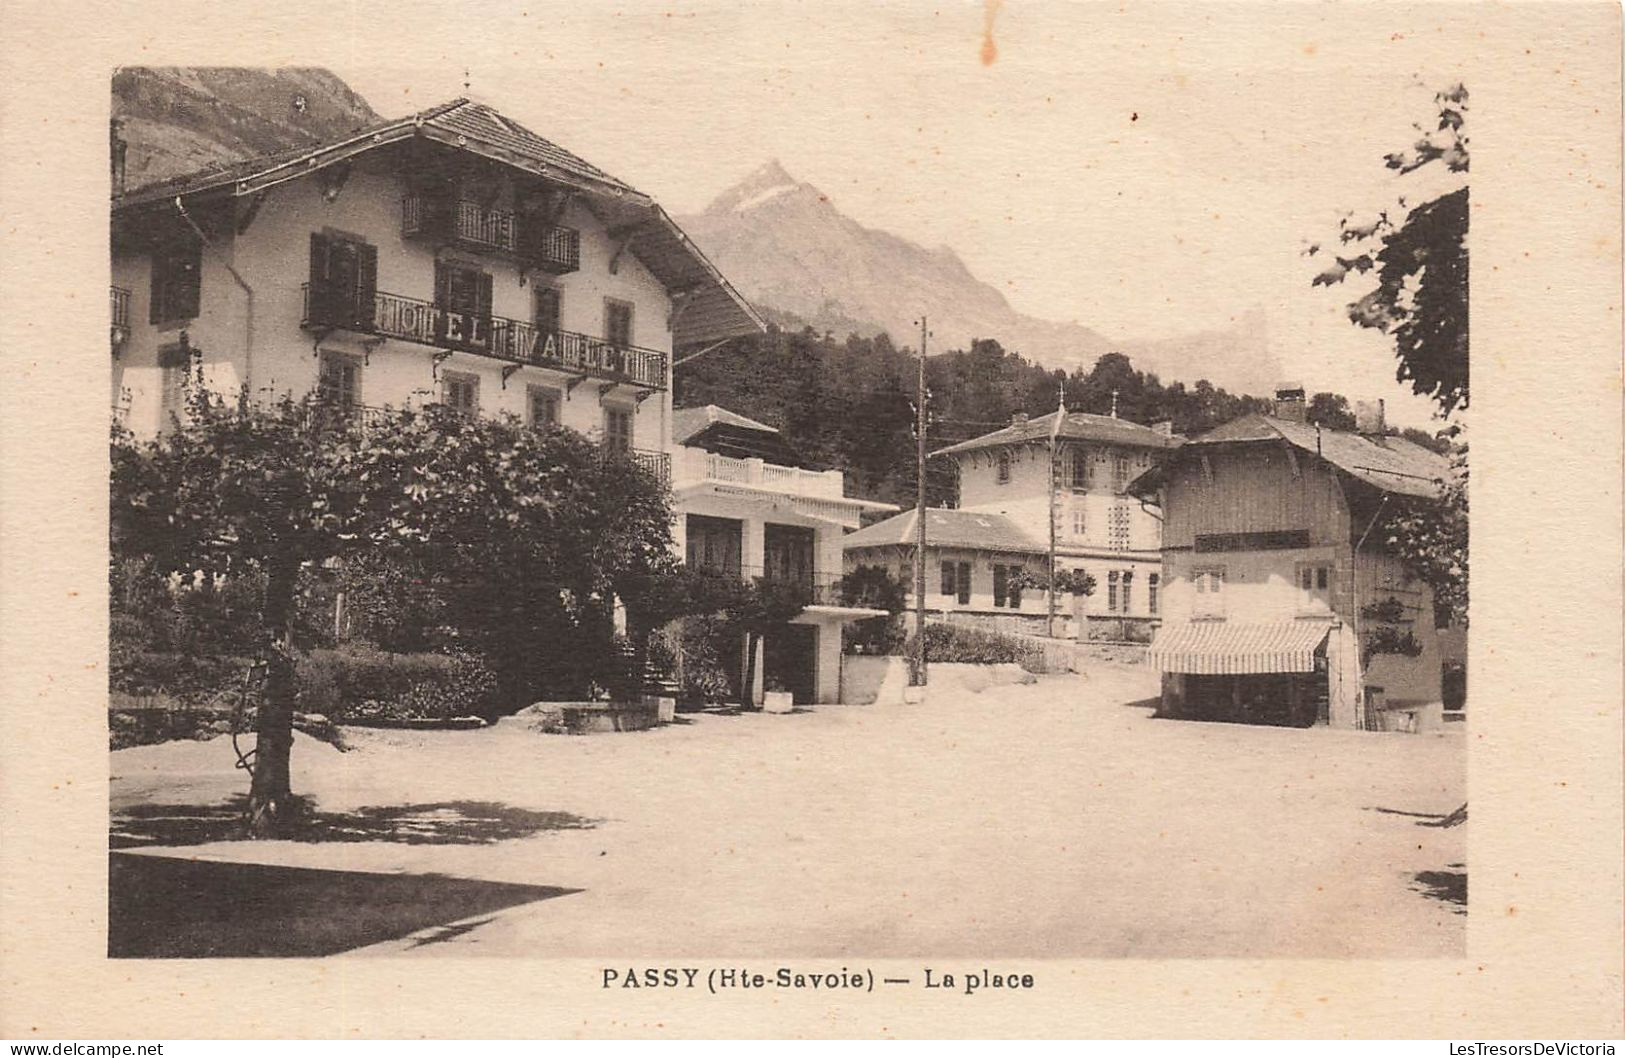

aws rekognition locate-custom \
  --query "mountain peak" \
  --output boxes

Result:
[704,158,818,215]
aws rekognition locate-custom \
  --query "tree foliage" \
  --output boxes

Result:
[1308,83,1471,628]
[1310,84,1469,415]
[110,391,676,833]
[676,332,1280,510]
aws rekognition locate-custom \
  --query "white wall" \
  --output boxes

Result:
[1160,546,1344,625]
[955,443,1161,554]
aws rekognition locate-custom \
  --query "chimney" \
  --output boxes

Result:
[1010,411,1029,426]
[110,118,127,195]
[1273,382,1306,423]
[1152,420,1175,437]
[1355,398,1387,435]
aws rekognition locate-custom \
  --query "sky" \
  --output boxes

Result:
[328,1,1472,429]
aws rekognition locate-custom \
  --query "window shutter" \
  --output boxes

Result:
[178,241,202,320]
[433,261,449,308]
[355,242,378,330]
[308,233,331,324]
[477,271,494,318]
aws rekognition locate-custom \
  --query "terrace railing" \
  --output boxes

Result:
[401,195,580,274]
[303,284,668,390]
[688,566,871,609]
[670,448,847,500]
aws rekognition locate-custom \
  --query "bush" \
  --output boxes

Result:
[296,646,498,722]
[109,644,253,705]
[670,614,737,705]
[906,622,1046,671]
[838,565,909,656]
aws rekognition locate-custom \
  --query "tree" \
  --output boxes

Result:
[1307,392,1357,431]
[1310,84,1468,415]
[1312,84,1470,630]
[111,391,675,834]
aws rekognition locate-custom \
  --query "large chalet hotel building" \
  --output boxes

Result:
[110,98,891,706]
[110,97,760,455]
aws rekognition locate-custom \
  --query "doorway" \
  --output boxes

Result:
[763,624,818,705]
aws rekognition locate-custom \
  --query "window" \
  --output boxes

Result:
[435,261,493,317]
[1120,571,1133,614]
[441,371,479,415]
[940,560,971,604]
[687,515,742,575]
[992,564,1022,609]
[1112,452,1134,491]
[604,406,633,452]
[605,299,634,348]
[1070,447,1093,490]
[150,238,201,324]
[1071,507,1088,540]
[533,286,561,335]
[1193,567,1226,618]
[1109,503,1132,551]
[527,384,560,429]
[996,450,1011,484]
[1297,562,1333,609]
[1148,573,1160,615]
[308,233,377,330]
[1107,571,1119,613]
[318,351,362,407]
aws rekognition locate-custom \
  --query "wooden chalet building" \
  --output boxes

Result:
[110,97,763,467]
[1129,388,1463,730]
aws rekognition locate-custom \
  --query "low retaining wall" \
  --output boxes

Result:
[510,699,661,735]
[841,655,909,705]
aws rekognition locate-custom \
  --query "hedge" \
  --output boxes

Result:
[296,646,497,722]
[905,622,1048,671]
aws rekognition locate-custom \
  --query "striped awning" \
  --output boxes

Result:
[1148,620,1332,675]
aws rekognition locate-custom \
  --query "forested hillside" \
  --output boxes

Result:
[674,329,1446,509]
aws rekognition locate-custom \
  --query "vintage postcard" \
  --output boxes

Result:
[0,0,1620,1041]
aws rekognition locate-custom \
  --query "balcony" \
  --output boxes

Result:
[303,284,668,391]
[110,286,131,353]
[401,195,580,274]
[670,449,847,500]
[603,445,671,486]
[683,565,861,609]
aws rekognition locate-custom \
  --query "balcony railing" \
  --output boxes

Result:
[303,284,668,391]
[110,286,131,351]
[602,445,671,486]
[682,565,880,610]
[670,448,847,500]
[401,195,580,274]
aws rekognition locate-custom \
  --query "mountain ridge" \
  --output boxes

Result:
[112,67,383,191]
[679,161,1283,392]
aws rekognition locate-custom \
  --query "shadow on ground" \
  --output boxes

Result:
[109,852,579,957]
[1413,866,1468,912]
[111,798,597,849]
[1367,806,1448,820]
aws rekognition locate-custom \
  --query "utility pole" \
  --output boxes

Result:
[1046,377,1065,638]
[913,316,930,687]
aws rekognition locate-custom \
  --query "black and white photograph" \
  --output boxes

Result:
[2,0,1621,1043]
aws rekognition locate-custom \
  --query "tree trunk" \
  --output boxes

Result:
[743,631,761,708]
[248,554,299,836]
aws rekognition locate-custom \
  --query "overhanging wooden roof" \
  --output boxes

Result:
[112,98,765,348]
